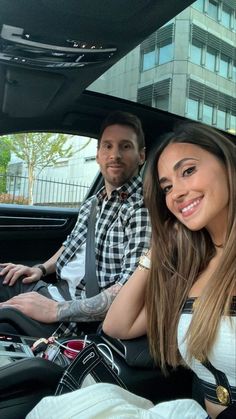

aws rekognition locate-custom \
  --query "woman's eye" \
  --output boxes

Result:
[183,166,196,176]
[162,185,172,195]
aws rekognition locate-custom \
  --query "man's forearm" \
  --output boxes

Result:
[56,283,122,322]
[43,246,65,275]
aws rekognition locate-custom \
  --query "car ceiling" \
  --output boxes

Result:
[0,0,196,144]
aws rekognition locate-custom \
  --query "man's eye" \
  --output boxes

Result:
[183,166,196,176]
[123,143,132,149]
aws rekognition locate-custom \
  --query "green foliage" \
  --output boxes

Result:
[0,138,11,192]
[0,138,11,167]
[7,132,73,170]
[0,172,6,193]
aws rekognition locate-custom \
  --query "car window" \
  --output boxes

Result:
[0,0,235,212]
[88,0,236,136]
[0,133,98,208]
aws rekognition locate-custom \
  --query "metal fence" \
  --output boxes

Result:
[0,174,90,208]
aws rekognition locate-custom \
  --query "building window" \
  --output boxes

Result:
[192,0,204,12]
[142,49,155,71]
[187,78,235,131]
[159,42,173,64]
[140,23,174,72]
[141,40,173,71]
[232,62,236,82]
[207,0,218,21]
[205,46,217,71]
[219,54,229,78]
[221,5,231,29]
[186,98,199,120]
[190,40,203,65]
[154,95,169,111]
[202,103,214,124]
[229,115,236,134]
[186,97,235,132]
[217,109,226,129]
[138,79,171,111]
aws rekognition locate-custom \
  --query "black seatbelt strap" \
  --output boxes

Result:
[83,197,99,298]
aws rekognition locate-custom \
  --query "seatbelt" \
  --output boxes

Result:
[83,197,100,298]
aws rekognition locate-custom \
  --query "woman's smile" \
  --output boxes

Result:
[178,197,202,217]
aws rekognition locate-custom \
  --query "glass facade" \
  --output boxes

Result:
[90,0,236,135]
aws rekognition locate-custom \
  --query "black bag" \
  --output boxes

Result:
[55,342,127,395]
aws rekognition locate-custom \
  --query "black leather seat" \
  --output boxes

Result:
[0,357,64,419]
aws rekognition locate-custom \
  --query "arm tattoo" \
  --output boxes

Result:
[57,283,122,322]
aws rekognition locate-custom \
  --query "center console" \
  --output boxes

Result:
[0,333,35,367]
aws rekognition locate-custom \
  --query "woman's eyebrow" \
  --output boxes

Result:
[159,157,199,184]
[159,176,168,185]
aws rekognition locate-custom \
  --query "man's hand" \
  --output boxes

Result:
[0,292,58,323]
[0,263,42,286]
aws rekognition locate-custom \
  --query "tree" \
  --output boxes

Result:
[8,132,74,205]
[0,138,11,193]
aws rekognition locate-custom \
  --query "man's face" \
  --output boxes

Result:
[96,124,145,196]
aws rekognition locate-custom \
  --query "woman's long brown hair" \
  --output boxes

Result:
[144,122,236,370]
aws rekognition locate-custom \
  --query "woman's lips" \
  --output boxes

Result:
[179,198,202,217]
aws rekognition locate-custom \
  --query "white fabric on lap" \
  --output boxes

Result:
[150,398,207,418]
[26,383,207,419]
[26,383,153,419]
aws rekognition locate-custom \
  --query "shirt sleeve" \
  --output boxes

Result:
[117,206,151,286]
[62,199,91,247]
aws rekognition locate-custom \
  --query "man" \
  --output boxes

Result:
[0,111,151,335]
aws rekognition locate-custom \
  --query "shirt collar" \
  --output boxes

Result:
[96,175,142,202]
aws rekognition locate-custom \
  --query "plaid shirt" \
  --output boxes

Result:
[56,175,151,297]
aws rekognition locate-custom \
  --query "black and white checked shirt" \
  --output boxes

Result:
[56,175,151,298]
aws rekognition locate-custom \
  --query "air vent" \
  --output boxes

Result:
[0,25,117,69]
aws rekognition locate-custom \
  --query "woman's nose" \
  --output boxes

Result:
[171,183,188,201]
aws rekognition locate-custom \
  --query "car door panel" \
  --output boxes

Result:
[0,204,78,265]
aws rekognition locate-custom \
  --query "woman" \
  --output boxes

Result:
[27,123,235,419]
[104,122,236,419]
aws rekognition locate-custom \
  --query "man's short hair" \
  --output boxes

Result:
[98,111,145,150]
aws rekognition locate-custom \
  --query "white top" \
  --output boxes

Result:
[178,307,236,402]
[47,244,86,301]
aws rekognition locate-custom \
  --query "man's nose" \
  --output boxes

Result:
[109,147,122,159]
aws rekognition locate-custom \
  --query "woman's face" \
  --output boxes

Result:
[157,142,229,239]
